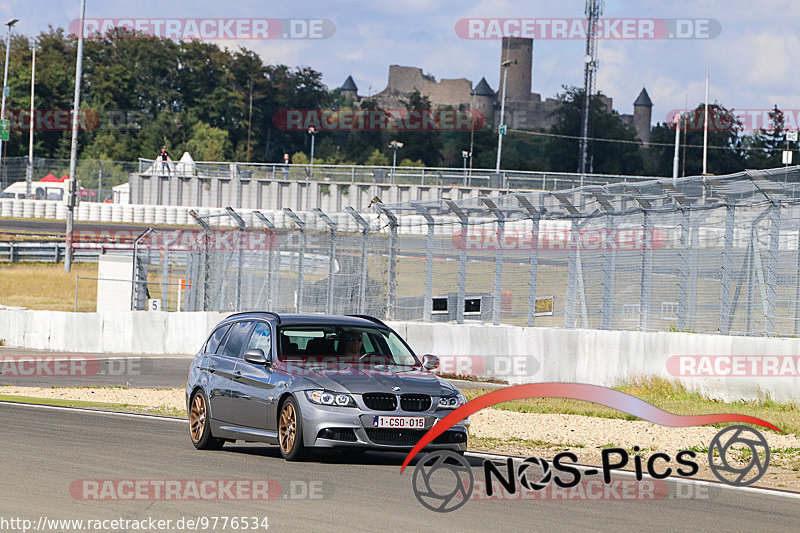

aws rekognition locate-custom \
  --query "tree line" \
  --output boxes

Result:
[0,27,791,183]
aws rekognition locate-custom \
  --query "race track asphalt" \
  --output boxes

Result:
[1,402,799,532]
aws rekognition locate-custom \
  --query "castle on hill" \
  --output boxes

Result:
[340,37,652,144]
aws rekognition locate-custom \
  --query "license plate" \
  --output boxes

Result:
[372,416,425,429]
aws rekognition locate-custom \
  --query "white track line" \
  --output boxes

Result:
[4,401,800,500]
[0,400,188,422]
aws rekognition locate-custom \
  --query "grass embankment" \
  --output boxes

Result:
[0,393,184,418]
[0,262,98,311]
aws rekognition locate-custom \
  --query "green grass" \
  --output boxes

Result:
[468,435,584,452]
[0,394,186,418]
[0,262,98,311]
[462,377,800,434]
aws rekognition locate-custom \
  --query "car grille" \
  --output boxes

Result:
[362,393,397,411]
[400,394,431,412]
[365,429,466,446]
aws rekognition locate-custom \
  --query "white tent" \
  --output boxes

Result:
[112,182,129,204]
[175,152,196,176]
[143,151,195,176]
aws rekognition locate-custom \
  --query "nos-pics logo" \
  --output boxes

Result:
[400,384,778,513]
[412,425,770,512]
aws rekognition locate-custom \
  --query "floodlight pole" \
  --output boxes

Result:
[495,60,512,172]
[66,0,86,273]
[27,40,35,198]
[672,113,681,185]
[0,19,19,193]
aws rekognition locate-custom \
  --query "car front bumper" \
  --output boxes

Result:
[296,394,468,451]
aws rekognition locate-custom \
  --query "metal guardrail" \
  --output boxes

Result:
[137,158,663,190]
[0,242,99,263]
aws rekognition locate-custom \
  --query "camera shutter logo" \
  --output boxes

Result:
[708,425,770,487]
[411,451,473,512]
[517,456,552,491]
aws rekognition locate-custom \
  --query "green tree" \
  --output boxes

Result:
[743,105,785,169]
[365,148,389,166]
[185,121,232,161]
[545,86,643,174]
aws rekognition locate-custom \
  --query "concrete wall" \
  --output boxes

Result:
[2,310,800,403]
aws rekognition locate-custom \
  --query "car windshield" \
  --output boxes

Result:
[277,325,418,366]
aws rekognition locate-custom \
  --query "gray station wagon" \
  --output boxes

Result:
[186,312,468,460]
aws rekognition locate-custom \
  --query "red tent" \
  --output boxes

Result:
[38,174,69,183]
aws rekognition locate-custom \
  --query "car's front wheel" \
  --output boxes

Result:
[278,396,307,461]
[189,390,225,450]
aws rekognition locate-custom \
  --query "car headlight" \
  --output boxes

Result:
[305,390,356,408]
[438,392,466,410]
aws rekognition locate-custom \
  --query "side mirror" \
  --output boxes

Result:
[422,354,439,371]
[244,348,269,365]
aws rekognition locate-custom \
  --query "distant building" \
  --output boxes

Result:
[340,37,652,144]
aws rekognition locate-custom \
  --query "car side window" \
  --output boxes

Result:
[247,322,272,358]
[218,321,255,358]
[204,324,231,354]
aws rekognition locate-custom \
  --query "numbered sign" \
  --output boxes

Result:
[148,298,162,311]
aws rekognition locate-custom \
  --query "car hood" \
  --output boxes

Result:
[282,362,456,396]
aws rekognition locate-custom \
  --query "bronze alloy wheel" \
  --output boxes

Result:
[279,401,297,454]
[190,393,207,443]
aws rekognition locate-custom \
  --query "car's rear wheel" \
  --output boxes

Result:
[189,390,225,450]
[278,397,307,461]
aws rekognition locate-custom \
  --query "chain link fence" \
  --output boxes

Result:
[125,165,800,337]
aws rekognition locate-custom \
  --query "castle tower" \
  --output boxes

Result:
[498,37,533,103]
[341,75,358,101]
[633,88,653,145]
[471,77,496,127]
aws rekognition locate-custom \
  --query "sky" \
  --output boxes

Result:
[2,0,799,129]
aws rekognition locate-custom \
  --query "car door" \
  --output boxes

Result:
[207,320,255,423]
[231,321,278,430]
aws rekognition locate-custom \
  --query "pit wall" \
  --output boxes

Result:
[1,310,798,403]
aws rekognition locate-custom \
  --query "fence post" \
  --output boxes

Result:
[313,208,338,314]
[565,217,579,328]
[719,204,735,333]
[481,198,505,325]
[283,208,306,313]
[131,228,153,311]
[376,205,398,320]
[688,218,699,328]
[225,208,247,312]
[445,201,468,324]
[254,211,278,311]
[600,215,616,330]
[516,195,540,327]
[161,247,170,309]
[412,202,434,322]
[678,210,690,330]
[639,210,653,331]
[347,207,371,315]
[766,202,781,336]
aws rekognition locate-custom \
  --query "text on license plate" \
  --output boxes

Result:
[372,416,425,429]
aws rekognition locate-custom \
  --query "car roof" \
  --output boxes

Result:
[221,312,388,328]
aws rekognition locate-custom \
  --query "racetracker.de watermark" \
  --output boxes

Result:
[667,108,800,132]
[0,356,140,378]
[455,18,720,40]
[273,109,486,132]
[2,109,144,131]
[667,355,800,377]
[70,18,335,40]
[71,229,279,252]
[69,479,323,501]
[451,228,665,251]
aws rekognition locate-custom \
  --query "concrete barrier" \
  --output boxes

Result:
[2,309,800,403]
